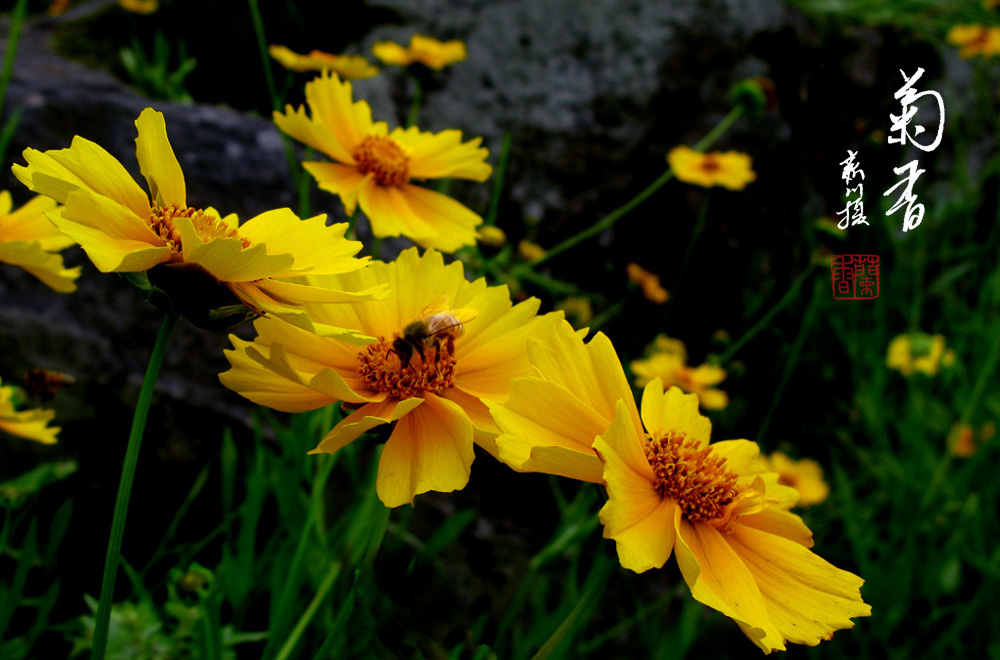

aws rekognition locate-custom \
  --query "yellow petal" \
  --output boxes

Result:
[372,41,412,66]
[134,108,186,207]
[739,506,814,548]
[41,136,152,217]
[311,397,424,456]
[237,209,367,276]
[304,71,376,155]
[0,194,71,249]
[640,381,712,446]
[391,126,493,181]
[375,395,475,507]
[674,518,785,653]
[55,190,170,272]
[219,335,338,412]
[0,241,80,292]
[302,162,369,213]
[0,406,59,444]
[173,215,293,282]
[358,182,482,252]
[490,377,608,482]
[273,103,356,165]
[727,524,871,646]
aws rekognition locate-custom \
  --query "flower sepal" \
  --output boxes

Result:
[122,264,259,331]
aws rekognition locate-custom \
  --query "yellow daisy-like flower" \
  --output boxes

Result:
[595,382,870,653]
[763,451,829,507]
[668,146,756,190]
[13,108,380,335]
[631,335,729,410]
[274,72,492,252]
[488,320,640,483]
[947,25,1000,58]
[0,191,80,293]
[269,45,379,79]
[0,378,60,445]
[627,262,668,304]
[886,333,955,377]
[220,248,560,507]
[372,34,467,70]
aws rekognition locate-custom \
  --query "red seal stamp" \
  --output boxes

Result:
[832,255,879,300]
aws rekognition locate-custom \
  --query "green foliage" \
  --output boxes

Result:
[119,32,197,104]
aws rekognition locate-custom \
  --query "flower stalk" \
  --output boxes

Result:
[91,313,178,660]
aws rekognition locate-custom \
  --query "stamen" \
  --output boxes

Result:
[700,155,721,173]
[353,135,410,187]
[358,336,456,399]
[149,204,249,254]
[645,431,739,523]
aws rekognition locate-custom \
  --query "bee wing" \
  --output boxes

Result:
[446,308,478,325]
[417,294,452,319]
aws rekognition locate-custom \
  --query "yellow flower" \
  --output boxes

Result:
[668,146,756,190]
[594,382,870,653]
[0,378,59,445]
[631,335,728,410]
[13,108,380,335]
[274,72,492,252]
[118,0,157,13]
[220,248,560,507]
[886,333,955,377]
[487,320,640,483]
[947,25,1000,58]
[627,262,669,304]
[518,240,545,262]
[0,191,80,292]
[763,451,829,507]
[268,45,379,79]
[555,296,593,327]
[372,34,467,70]
[477,225,506,248]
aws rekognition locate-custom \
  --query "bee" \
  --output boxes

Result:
[23,369,76,403]
[390,296,476,370]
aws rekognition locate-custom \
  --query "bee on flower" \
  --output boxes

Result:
[274,72,492,252]
[0,378,60,445]
[220,248,561,507]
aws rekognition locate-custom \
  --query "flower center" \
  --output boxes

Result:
[353,135,410,187]
[700,155,721,173]
[149,204,249,254]
[357,335,456,399]
[645,431,739,523]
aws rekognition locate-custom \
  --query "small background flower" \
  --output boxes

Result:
[886,332,955,377]
[0,190,80,293]
[763,451,830,507]
[947,25,1000,58]
[268,45,379,78]
[668,146,756,190]
[630,335,728,410]
[372,34,467,70]
[0,378,60,445]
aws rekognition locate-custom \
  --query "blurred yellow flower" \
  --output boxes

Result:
[47,0,71,16]
[13,108,380,335]
[518,240,545,262]
[373,34,467,70]
[668,146,756,190]
[268,45,379,79]
[627,262,668,304]
[631,335,728,410]
[886,333,955,377]
[947,25,1000,58]
[118,0,157,14]
[555,296,593,326]
[220,248,560,507]
[0,191,80,292]
[477,225,506,248]
[763,451,829,507]
[0,378,59,445]
[488,320,639,483]
[275,72,492,252]
[594,382,870,653]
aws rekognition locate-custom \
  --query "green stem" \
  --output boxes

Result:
[0,0,28,118]
[247,0,280,112]
[755,278,823,444]
[668,192,711,299]
[273,561,342,660]
[346,207,360,240]
[405,75,423,128]
[717,267,813,365]
[587,298,626,335]
[522,106,744,270]
[484,132,513,227]
[370,236,383,260]
[91,313,178,660]
[961,320,1000,423]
